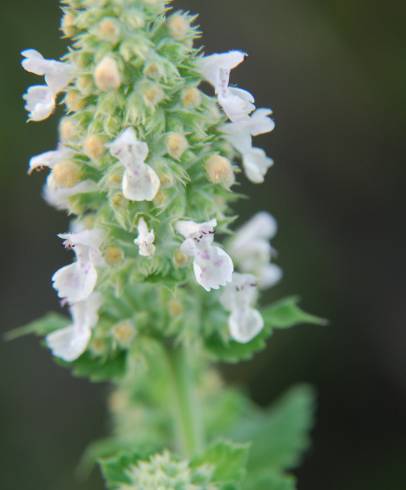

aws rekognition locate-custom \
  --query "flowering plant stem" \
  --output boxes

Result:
[165,344,204,457]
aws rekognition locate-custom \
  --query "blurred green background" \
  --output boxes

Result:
[1,0,406,488]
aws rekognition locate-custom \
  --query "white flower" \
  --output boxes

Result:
[220,273,264,343]
[28,146,72,174]
[242,148,273,184]
[23,85,55,121]
[134,218,155,257]
[43,174,97,210]
[52,229,104,304]
[21,49,74,93]
[199,51,246,96]
[229,212,282,289]
[108,128,160,201]
[221,108,275,154]
[199,51,255,122]
[176,219,233,291]
[46,293,101,362]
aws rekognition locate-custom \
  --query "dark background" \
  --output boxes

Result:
[1,0,405,488]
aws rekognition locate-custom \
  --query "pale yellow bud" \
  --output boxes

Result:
[83,134,105,160]
[153,190,167,207]
[126,11,145,29]
[142,84,164,107]
[52,160,83,188]
[61,11,75,37]
[144,62,161,79]
[113,321,136,347]
[167,15,190,41]
[159,173,174,187]
[77,75,93,94]
[168,298,183,317]
[65,90,85,112]
[94,56,121,91]
[108,172,123,186]
[205,154,235,188]
[59,118,78,142]
[174,249,189,268]
[90,337,109,356]
[98,18,120,44]
[104,246,125,266]
[182,87,201,109]
[111,192,127,207]
[166,133,188,160]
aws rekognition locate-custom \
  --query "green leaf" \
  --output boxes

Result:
[192,439,250,489]
[262,297,327,330]
[65,351,127,382]
[229,385,316,473]
[244,470,296,490]
[4,312,69,341]
[99,451,145,488]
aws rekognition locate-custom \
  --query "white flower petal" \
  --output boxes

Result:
[43,175,97,210]
[108,128,149,167]
[199,51,246,94]
[249,108,275,136]
[218,87,255,122]
[122,165,160,201]
[242,148,273,183]
[134,218,156,257]
[258,264,283,289]
[175,219,217,240]
[193,246,234,291]
[52,261,98,303]
[28,147,72,174]
[46,325,91,362]
[21,49,46,76]
[23,85,56,121]
[229,307,264,343]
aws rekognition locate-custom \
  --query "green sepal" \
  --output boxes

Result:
[4,312,69,341]
[191,439,250,489]
[262,296,327,330]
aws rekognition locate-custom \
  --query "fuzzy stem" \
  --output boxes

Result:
[165,343,204,458]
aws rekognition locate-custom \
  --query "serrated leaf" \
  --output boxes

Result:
[229,385,315,473]
[192,439,250,489]
[100,451,144,488]
[262,297,327,330]
[4,312,69,341]
[244,469,296,490]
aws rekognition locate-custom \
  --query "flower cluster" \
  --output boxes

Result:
[21,0,280,361]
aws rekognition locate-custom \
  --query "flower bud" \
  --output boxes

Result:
[126,10,145,29]
[112,321,136,347]
[144,62,162,79]
[94,56,121,91]
[153,190,167,207]
[111,192,127,208]
[97,18,120,44]
[142,84,164,107]
[167,15,190,41]
[61,11,75,37]
[52,160,83,188]
[83,134,105,160]
[89,337,109,356]
[182,87,201,109]
[173,249,189,268]
[59,118,78,142]
[168,298,183,317]
[77,75,93,94]
[166,132,188,160]
[65,90,85,112]
[205,154,235,188]
[104,246,124,266]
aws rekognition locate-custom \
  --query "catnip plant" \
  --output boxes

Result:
[13,0,325,488]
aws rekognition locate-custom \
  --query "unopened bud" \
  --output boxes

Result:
[98,18,120,44]
[174,249,189,268]
[65,90,85,112]
[153,190,167,207]
[167,15,190,41]
[108,172,123,186]
[61,11,75,37]
[94,57,121,91]
[112,321,136,347]
[126,10,145,29]
[168,298,183,317]
[142,84,164,107]
[166,133,188,160]
[90,337,109,356]
[83,134,105,160]
[182,87,201,109]
[104,246,124,266]
[144,62,161,79]
[52,160,82,188]
[59,118,78,142]
[111,192,127,208]
[205,154,235,188]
